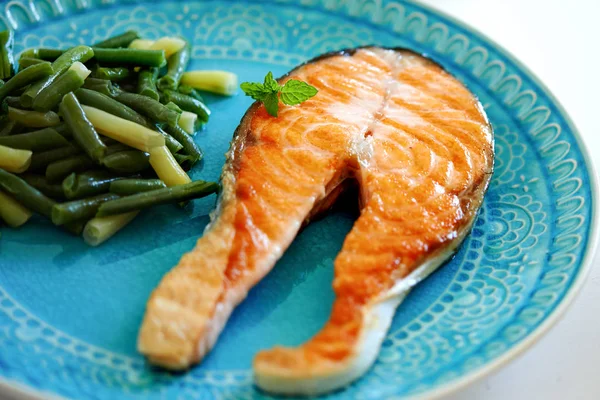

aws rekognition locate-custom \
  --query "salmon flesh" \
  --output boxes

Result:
[138,47,494,395]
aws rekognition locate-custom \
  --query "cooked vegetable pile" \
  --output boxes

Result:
[0,30,235,245]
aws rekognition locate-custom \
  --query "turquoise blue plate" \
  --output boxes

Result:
[0,1,597,399]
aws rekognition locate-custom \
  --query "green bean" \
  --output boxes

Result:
[75,98,183,154]
[82,77,119,97]
[19,48,63,61]
[20,173,65,200]
[148,37,186,57]
[29,145,80,171]
[0,116,21,136]
[0,128,70,151]
[0,96,16,108]
[137,68,159,100]
[178,111,199,135]
[0,168,56,218]
[173,153,195,170]
[52,45,94,67]
[164,124,202,164]
[3,96,21,109]
[81,105,165,152]
[63,220,86,235]
[97,180,219,216]
[157,42,190,91]
[178,85,204,102]
[92,48,166,67]
[46,154,94,182]
[156,126,183,154]
[0,30,15,80]
[165,101,182,114]
[105,143,131,156]
[2,96,23,111]
[129,39,154,50]
[53,123,72,139]
[52,192,120,225]
[74,89,182,153]
[95,67,131,82]
[102,150,150,174]
[149,146,190,187]
[0,119,9,137]
[93,31,139,49]
[18,57,48,70]
[101,137,120,147]
[62,170,121,199]
[118,81,137,93]
[181,70,238,96]
[83,211,138,246]
[0,62,53,102]
[21,45,94,107]
[11,85,28,96]
[109,178,166,195]
[2,93,15,106]
[8,107,60,128]
[33,69,86,112]
[59,92,106,163]
[0,190,32,227]
[75,88,149,127]
[0,144,31,173]
[161,89,210,123]
[114,91,180,127]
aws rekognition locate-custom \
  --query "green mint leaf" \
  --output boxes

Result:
[241,73,317,118]
[240,82,269,101]
[262,92,279,117]
[263,71,281,93]
[280,80,318,105]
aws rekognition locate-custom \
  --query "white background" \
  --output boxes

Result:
[417,1,600,399]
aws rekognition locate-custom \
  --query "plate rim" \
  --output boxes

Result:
[0,0,597,399]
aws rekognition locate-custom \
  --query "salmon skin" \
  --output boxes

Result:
[138,47,494,395]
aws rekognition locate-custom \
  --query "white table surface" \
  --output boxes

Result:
[417,1,600,399]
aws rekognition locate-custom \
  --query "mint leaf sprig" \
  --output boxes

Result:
[240,72,318,117]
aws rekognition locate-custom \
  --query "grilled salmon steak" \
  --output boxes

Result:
[138,47,494,395]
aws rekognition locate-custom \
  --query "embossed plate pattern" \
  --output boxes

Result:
[0,1,596,399]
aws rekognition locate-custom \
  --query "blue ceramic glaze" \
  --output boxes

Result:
[0,1,596,399]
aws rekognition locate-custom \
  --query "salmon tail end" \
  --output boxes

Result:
[253,222,472,396]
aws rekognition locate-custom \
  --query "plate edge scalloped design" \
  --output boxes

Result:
[0,1,597,399]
